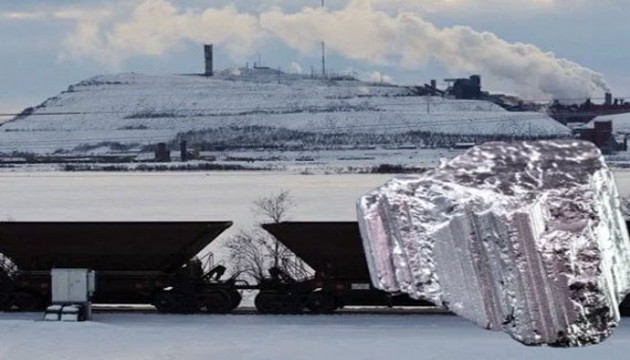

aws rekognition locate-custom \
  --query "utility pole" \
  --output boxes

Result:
[321,0,326,78]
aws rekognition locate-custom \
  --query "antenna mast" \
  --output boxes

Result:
[321,0,326,78]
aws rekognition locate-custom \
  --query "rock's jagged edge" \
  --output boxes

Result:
[357,140,630,347]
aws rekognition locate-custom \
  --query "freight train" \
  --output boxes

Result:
[0,221,433,314]
[0,221,628,315]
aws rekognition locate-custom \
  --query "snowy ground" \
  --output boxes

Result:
[2,170,630,224]
[1,171,630,359]
[0,312,628,360]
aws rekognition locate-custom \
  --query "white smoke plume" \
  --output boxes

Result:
[260,1,611,100]
[62,1,261,65]
[368,71,394,84]
[60,0,610,100]
[290,61,303,74]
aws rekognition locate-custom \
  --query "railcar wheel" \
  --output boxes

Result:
[205,290,232,314]
[279,296,304,314]
[154,292,181,313]
[255,291,281,314]
[228,289,242,311]
[307,292,336,314]
[0,294,11,311]
[13,292,43,312]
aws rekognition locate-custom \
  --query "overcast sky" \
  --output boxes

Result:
[1,0,629,114]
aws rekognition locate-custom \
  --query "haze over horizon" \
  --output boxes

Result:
[1,0,629,115]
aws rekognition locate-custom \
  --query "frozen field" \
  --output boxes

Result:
[0,172,393,229]
[1,171,630,359]
[2,170,630,224]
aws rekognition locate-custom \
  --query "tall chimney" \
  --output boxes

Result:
[204,44,214,76]
[321,0,326,77]
[605,92,613,106]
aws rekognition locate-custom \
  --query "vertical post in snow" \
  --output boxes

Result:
[321,0,326,78]
[204,44,214,77]
[322,42,326,78]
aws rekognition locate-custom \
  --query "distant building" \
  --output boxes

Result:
[548,93,630,124]
[444,75,482,100]
[154,143,171,162]
[413,75,484,101]
[574,119,627,154]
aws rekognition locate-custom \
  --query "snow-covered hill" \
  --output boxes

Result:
[0,70,571,155]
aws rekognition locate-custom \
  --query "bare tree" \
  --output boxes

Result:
[224,230,269,281]
[251,189,296,269]
[225,190,308,282]
[225,229,306,282]
[251,189,296,224]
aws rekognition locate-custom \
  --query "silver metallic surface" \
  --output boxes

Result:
[358,140,630,346]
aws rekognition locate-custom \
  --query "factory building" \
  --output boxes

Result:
[413,75,483,100]
[574,119,628,154]
[549,93,630,124]
[444,75,482,100]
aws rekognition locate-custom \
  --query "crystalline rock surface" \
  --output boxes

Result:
[357,140,630,347]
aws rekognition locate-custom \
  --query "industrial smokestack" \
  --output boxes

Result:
[605,92,613,106]
[321,0,326,77]
[321,41,326,77]
[204,44,214,76]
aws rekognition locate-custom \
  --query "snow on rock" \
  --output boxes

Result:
[357,140,630,347]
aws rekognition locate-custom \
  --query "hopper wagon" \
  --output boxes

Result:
[256,222,433,313]
[259,221,630,316]
[1,220,628,316]
[0,222,240,313]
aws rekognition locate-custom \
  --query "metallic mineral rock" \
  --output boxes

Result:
[357,140,630,347]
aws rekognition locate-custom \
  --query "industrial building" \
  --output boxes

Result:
[573,112,630,154]
[414,75,483,100]
[549,94,630,124]
[574,120,627,154]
